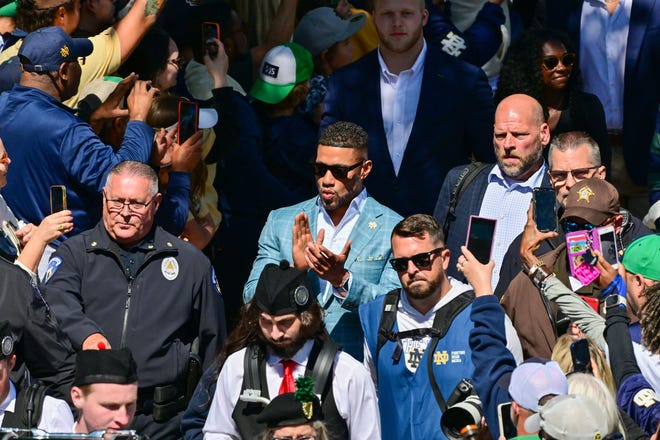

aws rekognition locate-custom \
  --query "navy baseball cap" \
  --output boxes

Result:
[19,27,93,73]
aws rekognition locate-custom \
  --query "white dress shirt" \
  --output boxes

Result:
[316,189,368,303]
[579,0,631,130]
[378,41,427,176]
[203,339,381,440]
[0,382,74,432]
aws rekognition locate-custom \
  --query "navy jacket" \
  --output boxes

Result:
[321,44,495,217]
[43,223,226,388]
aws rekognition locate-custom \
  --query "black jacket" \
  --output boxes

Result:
[43,222,226,388]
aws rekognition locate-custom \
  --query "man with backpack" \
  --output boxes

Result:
[204,261,379,440]
[359,214,522,439]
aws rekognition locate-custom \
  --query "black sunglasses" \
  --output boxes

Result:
[548,166,598,183]
[541,52,576,70]
[389,248,444,272]
[311,161,363,179]
[561,219,598,233]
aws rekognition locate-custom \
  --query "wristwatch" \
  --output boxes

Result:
[602,294,626,312]
[527,263,554,289]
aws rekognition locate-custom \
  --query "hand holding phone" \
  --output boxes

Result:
[202,22,220,59]
[50,185,67,214]
[177,100,199,144]
[466,216,496,264]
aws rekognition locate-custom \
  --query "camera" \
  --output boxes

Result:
[440,379,484,440]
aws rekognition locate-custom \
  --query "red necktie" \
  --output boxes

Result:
[279,359,297,394]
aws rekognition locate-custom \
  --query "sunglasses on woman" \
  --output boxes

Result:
[541,52,576,71]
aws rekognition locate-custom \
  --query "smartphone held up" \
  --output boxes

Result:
[50,185,67,214]
[202,22,220,59]
[177,100,199,144]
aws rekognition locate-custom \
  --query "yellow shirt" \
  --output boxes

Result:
[349,7,379,61]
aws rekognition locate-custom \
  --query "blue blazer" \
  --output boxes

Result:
[321,44,496,217]
[243,196,403,360]
[546,0,660,185]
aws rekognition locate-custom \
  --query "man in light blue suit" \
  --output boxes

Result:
[244,121,402,360]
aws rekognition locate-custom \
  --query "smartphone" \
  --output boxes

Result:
[50,185,67,214]
[466,216,496,264]
[202,22,220,58]
[533,187,558,232]
[596,225,619,268]
[570,338,592,374]
[497,402,517,439]
[177,100,199,144]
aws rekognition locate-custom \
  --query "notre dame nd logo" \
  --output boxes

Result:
[433,350,449,365]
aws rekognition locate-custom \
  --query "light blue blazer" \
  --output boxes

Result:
[244,196,403,360]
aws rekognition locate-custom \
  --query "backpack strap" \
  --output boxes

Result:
[310,339,341,403]
[443,162,490,238]
[243,343,263,394]
[426,290,475,412]
[1,382,48,429]
[376,289,403,363]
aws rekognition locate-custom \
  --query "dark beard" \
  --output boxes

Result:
[262,334,308,359]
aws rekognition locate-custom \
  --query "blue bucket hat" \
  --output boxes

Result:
[19,26,93,73]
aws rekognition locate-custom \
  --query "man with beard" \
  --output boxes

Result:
[359,214,522,439]
[243,121,402,360]
[320,0,495,218]
[434,93,551,290]
[204,261,380,440]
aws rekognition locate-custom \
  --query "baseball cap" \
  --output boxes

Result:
[524,394,608,439]
[73,348,138,386]
[249,42,313,105]
[253,260,313,315]
[560,178,620,226]
[19,27,93,73]
[622,234,660,281]
[293,7,365,57]
[0,0,16,17]
[507,360,568,412]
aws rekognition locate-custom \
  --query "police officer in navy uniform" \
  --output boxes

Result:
[0,320,74,431]
[43,161,226,440]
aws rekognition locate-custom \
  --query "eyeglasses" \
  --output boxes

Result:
[104,192,156,213]
[311,161,363,179]
[389,248,444,272]
[0,151,9,165]
[548,166,598,183]
[541,52,576,70]
[561,219,598,233]
[272,436,317,440]
[168,57,185,69]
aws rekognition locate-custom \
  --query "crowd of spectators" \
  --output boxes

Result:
[0,0,659,439]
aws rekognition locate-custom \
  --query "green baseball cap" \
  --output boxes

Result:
[0,0,17,17]
[623,234,660,281]
[250,42,312,105]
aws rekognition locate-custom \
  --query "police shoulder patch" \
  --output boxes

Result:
[43,256,63,285]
